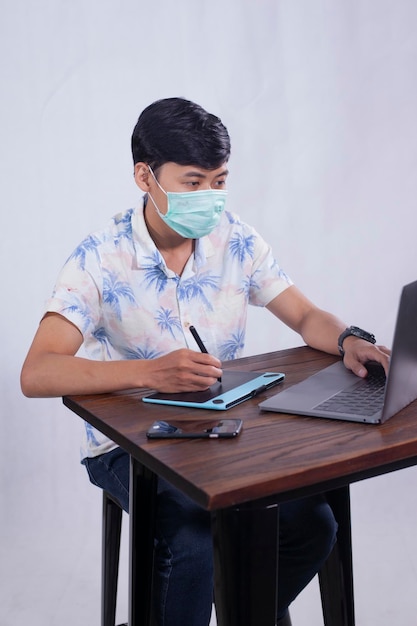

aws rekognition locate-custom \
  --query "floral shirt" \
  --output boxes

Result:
[45,201,292,458]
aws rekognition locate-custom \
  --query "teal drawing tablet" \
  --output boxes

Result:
[142,371,285,410]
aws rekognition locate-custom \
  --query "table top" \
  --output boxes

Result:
[64,346,417,510]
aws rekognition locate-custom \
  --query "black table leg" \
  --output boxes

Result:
[129,457,157,626]
[319,485,355,626]
[212,500,280,626]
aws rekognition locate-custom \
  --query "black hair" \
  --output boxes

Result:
[131,97,231,173]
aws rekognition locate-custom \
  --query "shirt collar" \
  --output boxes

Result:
[132,198,215,271]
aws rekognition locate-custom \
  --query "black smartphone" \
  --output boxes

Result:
[146,418,243,439]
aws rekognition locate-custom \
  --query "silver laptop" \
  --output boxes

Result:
[259,280,417,424]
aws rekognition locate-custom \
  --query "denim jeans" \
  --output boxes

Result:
[83,447,337,625]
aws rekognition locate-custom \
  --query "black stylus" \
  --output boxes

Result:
[189,325,222,383]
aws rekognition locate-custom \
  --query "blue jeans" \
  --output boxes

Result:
[83,447,337,625]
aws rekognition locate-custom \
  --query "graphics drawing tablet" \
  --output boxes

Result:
[142,370,285,410]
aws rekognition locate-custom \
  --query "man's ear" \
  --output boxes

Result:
[134,162,151,192]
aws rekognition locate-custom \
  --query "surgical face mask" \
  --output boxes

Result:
[147,166,227,239]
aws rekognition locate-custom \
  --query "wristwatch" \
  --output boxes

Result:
[337,326,376,357]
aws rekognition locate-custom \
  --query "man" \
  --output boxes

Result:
[21,97,390,625]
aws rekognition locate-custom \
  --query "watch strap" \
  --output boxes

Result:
[338,326,376,357]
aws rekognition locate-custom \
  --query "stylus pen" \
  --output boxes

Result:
[189,325,222,382]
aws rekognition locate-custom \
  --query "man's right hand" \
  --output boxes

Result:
[145,349,223,393]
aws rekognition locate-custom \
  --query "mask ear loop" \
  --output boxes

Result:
[146,165,167,217]
[148,165,167,196]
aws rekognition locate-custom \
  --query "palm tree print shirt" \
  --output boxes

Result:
[45,201,292,458]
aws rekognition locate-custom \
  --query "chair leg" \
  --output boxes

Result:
[102,491,123,626]
[319,485,355,626]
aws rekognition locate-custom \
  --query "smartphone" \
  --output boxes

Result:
[146,418,243,439]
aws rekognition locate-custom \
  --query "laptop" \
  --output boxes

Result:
[259,280,417,424]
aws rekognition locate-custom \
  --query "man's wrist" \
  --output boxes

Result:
[338,326,376,357]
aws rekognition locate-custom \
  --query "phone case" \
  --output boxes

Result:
[146,418,243,439]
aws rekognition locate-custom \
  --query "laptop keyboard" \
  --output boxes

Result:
[314,369,386,416]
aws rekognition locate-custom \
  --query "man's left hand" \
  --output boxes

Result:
[342,336,391,378]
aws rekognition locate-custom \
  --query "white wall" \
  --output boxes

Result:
[2,1,417,625]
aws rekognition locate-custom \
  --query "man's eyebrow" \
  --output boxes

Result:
[182,169,229,178]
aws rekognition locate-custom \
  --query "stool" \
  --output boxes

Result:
[101,486,354,626]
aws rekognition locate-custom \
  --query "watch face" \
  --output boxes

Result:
[351,327,375,342]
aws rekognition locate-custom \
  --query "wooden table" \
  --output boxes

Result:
[63,346,417,625]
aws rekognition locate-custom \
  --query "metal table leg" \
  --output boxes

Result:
[129,457,157,626]
[212,500,280,626]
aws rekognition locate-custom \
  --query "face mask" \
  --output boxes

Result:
[147,166,227,239]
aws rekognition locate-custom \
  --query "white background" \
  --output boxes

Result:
[1,1,417,624]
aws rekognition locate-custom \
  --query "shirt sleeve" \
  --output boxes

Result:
[246,224,293,307]
[45,244,102,338]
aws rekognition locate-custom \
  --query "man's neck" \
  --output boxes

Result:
[144,201,194,276]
